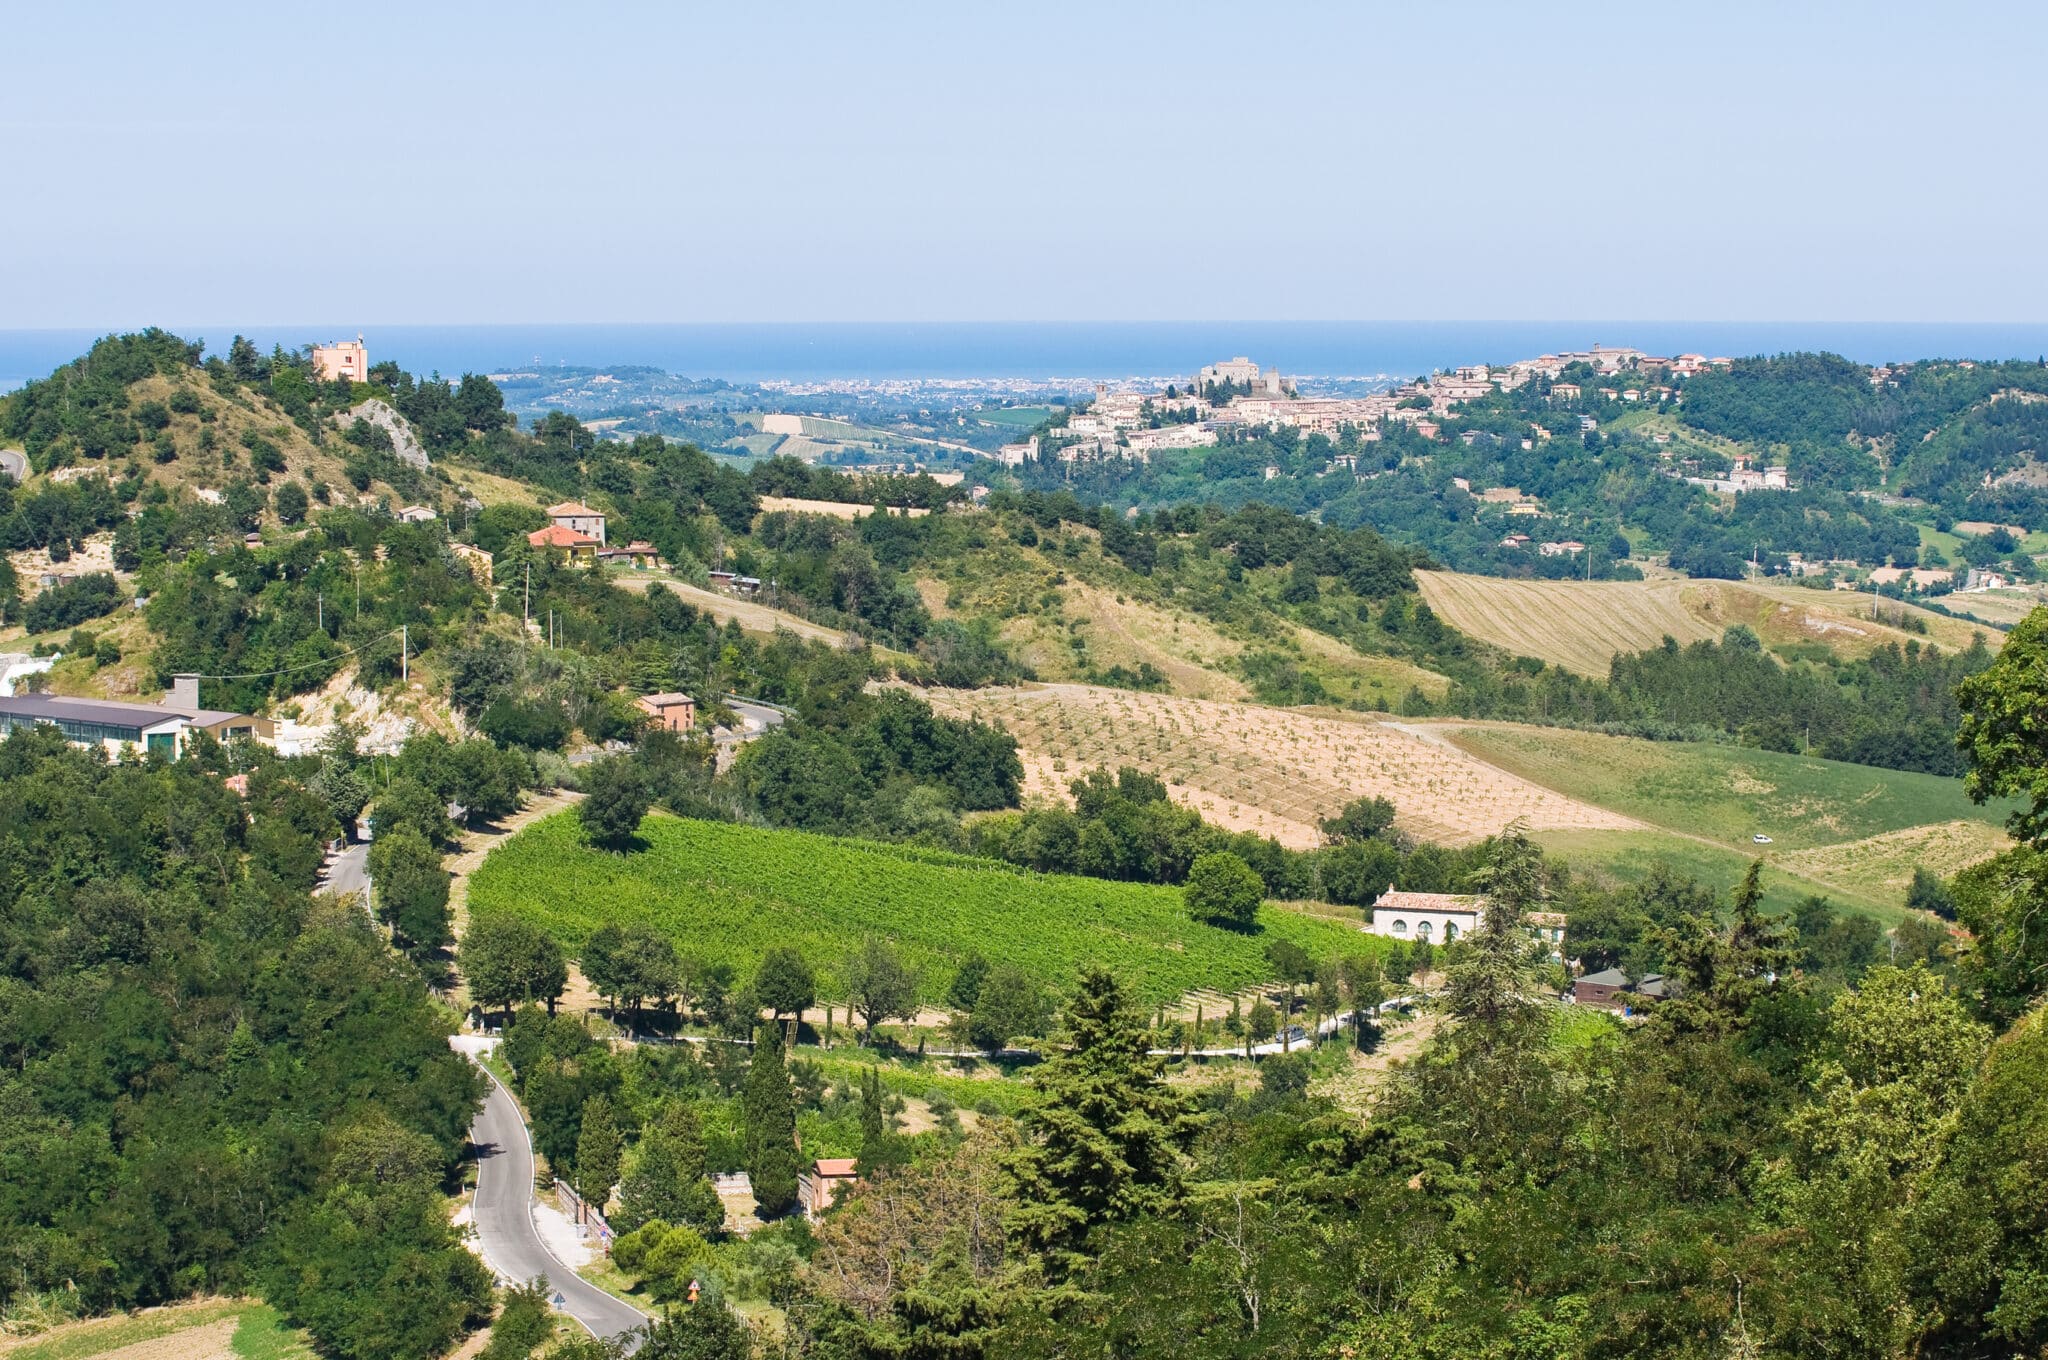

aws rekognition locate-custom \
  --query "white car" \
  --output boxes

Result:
[1752,833,1773,844]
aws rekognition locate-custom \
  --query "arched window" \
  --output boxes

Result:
[1391,919,1408,936]
[1416,920,1432,940]
[1444,922,1459,943]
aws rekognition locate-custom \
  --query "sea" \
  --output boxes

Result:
[4,321,2048,394]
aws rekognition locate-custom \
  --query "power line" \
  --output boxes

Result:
[192,627,407,682]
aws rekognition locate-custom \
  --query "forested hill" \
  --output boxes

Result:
[996,351,2048,586]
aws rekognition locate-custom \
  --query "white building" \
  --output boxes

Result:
[1368,889,1483,945]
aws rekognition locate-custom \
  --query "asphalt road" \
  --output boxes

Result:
[463,1050,651,1346]
[318,840,369,902]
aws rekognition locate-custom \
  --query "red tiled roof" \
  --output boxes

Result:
[813,1158,859,1178]
[1375,889,1482,913]
[529,524,599,548]
[546,501,603,518]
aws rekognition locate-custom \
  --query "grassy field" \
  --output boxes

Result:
[1415,570,1994,677]
[1442,722,2015,913]
[467,812,1382,1006]
[0,1298,314,1360]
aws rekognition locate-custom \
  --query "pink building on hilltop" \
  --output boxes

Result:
[312,334,368,384]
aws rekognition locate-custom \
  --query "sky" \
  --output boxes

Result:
[3,1,2044,327]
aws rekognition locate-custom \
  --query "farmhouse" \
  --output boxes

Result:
[636,692,697,733]
[528,523,601,563]
[1369,889,1482,944]
[0,674,272,759]
[546,500,608,545]
[1572,967,1677,1012]
[1368,888,1570,956]
[799,1158,860,1220]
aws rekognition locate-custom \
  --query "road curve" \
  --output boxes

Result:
[460,1045,650,1346]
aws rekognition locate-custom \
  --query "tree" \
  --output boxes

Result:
[967,965,1048,1053]
[580,755,651,850]
[274,478,310,524]
[1950,847,2048,1023]
[856,1065,908,1176]
[1319,795,1397,845]
[1445,819,1543,1027]
[1658,861,1798,1034]
[755,946,816,1028]
[948,952,991,1012]
[479,1280,553,1360]
[310,760,371,832]
[367,828,450,957]
[617,1101,724,1235]
[1957,608,2048,846]
[743,1023,800,1217]
[844,937,920,1044]
[1246,998,1277,1055]
[633,1299,754,1360]
[1184,851,1264,930]
[1906,865,1956,920]
[1908,1005,2048,1354]
[462,916,569,1017]
[575,1096,622,1211]
[1005,967,1201,1269]
[583,923,627,1016]
[373,775,454,846]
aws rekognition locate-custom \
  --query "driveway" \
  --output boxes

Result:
[456,1040,650,1347]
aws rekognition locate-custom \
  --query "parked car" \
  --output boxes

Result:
[1752,833,1773,844]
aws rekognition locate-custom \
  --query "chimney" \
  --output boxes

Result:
[170,674,201,712]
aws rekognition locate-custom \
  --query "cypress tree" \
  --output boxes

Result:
[742,1024,800,1217]
[617,1100,724,1234]
[575,1095,621,1212]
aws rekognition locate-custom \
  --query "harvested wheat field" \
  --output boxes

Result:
[1777,819,2012,903]
[1415,570,1993,677]
[931,683,1641,847]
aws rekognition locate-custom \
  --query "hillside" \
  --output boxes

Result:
[1440,721,2015,913]
[1416,569,1996,676]
[467,810,1381,1006]
[927,682,1637,848]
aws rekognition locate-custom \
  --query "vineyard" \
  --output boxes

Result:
[926,683,1641,847]
[466,811,1382,1006]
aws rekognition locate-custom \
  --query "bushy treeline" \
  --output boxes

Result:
[0,727,489,1358]
[969,768,1484,904]
[1436,625,1996,776]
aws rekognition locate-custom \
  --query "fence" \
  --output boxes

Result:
[555,1180,615,1255]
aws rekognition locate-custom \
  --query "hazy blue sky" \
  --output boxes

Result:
[3,1,2042,326]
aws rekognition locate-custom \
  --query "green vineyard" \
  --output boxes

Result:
[467,812,1380,1005]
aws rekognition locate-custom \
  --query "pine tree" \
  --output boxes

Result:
[742,1024,800,1217]
[1005,967,1201,1271]
[617,1101,724,1234]
[575,1095,621,1212]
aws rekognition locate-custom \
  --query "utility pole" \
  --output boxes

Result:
[401,624,408,685]
[317,592,322,631]
[524,564,531,626]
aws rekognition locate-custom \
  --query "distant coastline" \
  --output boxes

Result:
[5,320,2048,394]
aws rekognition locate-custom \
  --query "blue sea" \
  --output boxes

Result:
[5,321,2048,393]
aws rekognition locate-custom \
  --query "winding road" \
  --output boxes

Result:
[455,1039,650,1347]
